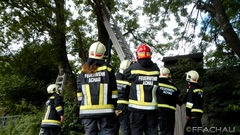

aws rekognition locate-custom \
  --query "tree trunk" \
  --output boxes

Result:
[53,0,77,100]
[210,0,240,57]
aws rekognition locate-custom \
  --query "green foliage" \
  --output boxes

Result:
[61,88,85,135]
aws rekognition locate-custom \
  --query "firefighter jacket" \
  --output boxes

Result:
[157,78,182,111]
[185,82,204,116]
[123,59,160,113]
[41,93,64,128]
[77,59,118,118]
[115,73,131,113]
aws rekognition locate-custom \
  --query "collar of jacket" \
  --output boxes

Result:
[137,58,154,67]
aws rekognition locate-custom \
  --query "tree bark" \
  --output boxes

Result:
[210,0,240,57]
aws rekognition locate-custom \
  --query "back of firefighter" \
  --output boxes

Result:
[114,60,132,135]
[123,44,160,135]
[77,41,118,135]
[184,70,204,135]
[157,67,183,135]
[40,84,64,135]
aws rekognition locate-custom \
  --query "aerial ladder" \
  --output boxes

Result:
[101,4,135,62]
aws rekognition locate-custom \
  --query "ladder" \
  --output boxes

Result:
[101,4,135,61]
[55,73,67,94]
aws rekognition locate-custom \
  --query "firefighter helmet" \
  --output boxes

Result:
[136,44,152,60]
[160,67,171,79]
[185,70,199,83]
[47,84,60,94]
[89,41,106,59]
[119,60,131,74]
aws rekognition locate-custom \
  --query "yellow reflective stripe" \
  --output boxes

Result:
[117,100,129,104]
[56,106,62,111]
[77,92,82,97]
[158,83,177,91]
[96,66,112,72]
[129,99,157,106]
[44,106,51,119]
[112,90,118,95]
[131,70,159,75]
[85,84,92,105]
[158,104,176,110]
[116,80,131,86]
[152,85,158,102]
[42,120,61,125]
[50,96,55,99]
[193,89,203,93]
[186,104,192,109]
[99,83,104,105]
[191,109,204,113]
[140,84,144,102]
[80,104,114,110]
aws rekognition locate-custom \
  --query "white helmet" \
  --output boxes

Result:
[160,67,171,79]
[185,70,199,83]
[89,41,106,59]
[47,84,60,94]
[119,60,131,74]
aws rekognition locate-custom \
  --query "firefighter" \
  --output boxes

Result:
[114,60,132,135]
[77,41,118,135]
[184,70,204,135]
[123,44,160,135]
[157,67,183,135]
[40,84,64,135]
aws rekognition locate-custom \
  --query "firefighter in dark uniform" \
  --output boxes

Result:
[123,44,160,135]
[157,67,183,135]
[40,84,64,135]
[184,70,204,135]
[77,41,118,135]
[114,60,132,135]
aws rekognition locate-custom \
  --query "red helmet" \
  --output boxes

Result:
[136,44,152,59]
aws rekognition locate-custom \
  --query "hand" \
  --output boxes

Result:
[115,110,122,116]
[60,116,64,123]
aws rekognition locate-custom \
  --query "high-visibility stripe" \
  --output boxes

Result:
[80,104,114,109]
[99,83,104,105]
[41,120,61,126]
[44,106,51,119]
[112,90,118,98]
[80,108,114,114]
[128,103,157,110]
[152,85,158,102]
[158,83,177,91]
[140,85,144,102]
[56,106,63,112]
[186,102,193,109]
[158,104,176,110]
[136,85,141,101]
[96,66,112,72]
[50,96,55,99]
[103,84,108,104]
[117,100,129,104]
[193,89,203,93]
[191,109,203,113]
[129,99,157,106]
[131,70,159,75]
[116,80,131,86]
[85,84,91,105]
[77,92,82,101]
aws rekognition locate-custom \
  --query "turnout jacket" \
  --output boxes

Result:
[124,59,160,113]
[41,93,64,128]
[116,73,131,112]
[157,78,182,111]
[77,59,118,118]
[185,82,204,116]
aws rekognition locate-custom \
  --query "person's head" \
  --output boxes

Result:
[159,67,171,79]
[119,60,131,74]
[185,70,199,83]
[136,44,152,60]
[47,84,61,94]
[88,41,106,60]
